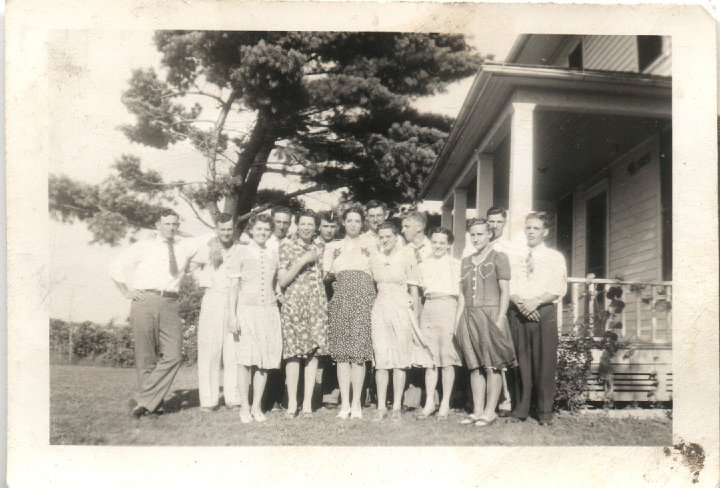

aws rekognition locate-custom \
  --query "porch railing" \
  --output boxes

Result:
[557,275,673,344]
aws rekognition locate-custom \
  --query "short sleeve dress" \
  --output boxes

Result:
[370,248,434,369]
[455,249,516,370]
[228,240,282,370]
[278,238,328,359]
[322,236,376,363]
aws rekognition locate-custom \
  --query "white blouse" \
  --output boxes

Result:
[322,235,375,275]
[419,254,461,297]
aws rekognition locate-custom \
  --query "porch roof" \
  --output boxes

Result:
[420,63,672,201]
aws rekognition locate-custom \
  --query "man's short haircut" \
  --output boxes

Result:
[366,200,387,213]
[271,206,292,218]
[486,206,507,220]
[319,210,340,224]
[158,208,179,220]
[377,221,398,235]
[428,227,454,245]
[247,212,275,232]
[296,208,320,227]
[342,205,365,222]
[216,212,234,224]
[466,217,489,231]
[526,211,550,229]
[403,210,427,229]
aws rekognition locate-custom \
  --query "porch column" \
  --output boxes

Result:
[476,154,494,218]
[441,205,452,229]
[452,188,467,259]
[508,102,536,239]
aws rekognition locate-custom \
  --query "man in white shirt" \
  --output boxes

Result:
[402,210,433,264]
[508,212,567,426]
[110,209,211,418]
[361,200,403,250]
[193,213,242,411]
[267,206,293,252]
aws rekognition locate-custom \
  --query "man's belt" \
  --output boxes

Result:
[143,289,179,299]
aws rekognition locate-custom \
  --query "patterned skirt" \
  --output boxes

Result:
[327,270,376,363]
[456,306,516,370]
[280,277,329,359]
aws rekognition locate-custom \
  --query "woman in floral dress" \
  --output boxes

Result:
[277,209,328,417]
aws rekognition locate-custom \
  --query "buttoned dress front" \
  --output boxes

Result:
[370,248,434,369]
[456,249,516,370]
[228,241,282,370]
[279,238,329,359]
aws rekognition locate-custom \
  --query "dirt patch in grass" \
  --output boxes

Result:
[50,365,671,446]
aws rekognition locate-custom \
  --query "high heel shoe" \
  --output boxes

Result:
[239,411,253,424]
[350,408,363,420]
[336,408,351,420]
[374,409,387,422]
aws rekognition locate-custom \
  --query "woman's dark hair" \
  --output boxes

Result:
[377,221,398,235]
[428,227,454,245]
[247,212,275,232]
[319,210,340,224]
[342,205,365,222]
[296,209,320,227]
[466,217,489,231]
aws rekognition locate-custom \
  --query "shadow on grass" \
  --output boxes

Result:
[165,388,201,413]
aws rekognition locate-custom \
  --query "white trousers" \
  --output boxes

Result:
[198,289,239,407]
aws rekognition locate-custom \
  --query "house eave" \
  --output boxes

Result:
[420,63,672,201]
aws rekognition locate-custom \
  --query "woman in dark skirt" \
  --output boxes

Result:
[455,218,516,427]
[322,206,376,420]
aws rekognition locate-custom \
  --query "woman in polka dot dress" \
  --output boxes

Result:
[322,206,376,420]
[277,209,328,418]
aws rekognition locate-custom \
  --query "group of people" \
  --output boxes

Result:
[110,199,567,428]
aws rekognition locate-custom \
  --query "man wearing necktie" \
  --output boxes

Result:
[508,212,567,426]
[110,208,211,418]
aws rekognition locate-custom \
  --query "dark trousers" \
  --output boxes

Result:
[508,304,558,421]
[130,295,183,412]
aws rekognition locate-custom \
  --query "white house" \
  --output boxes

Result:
[420,35,673,402]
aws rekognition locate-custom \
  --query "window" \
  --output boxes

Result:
[586,190,607,278]
[638,36,663,71]
[568,42,583,70]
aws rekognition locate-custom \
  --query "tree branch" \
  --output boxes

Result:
[209,90,239,182]
[177,191,215,229]
[237,183,345,223]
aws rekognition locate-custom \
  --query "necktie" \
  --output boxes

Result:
[414,247,422,264]
[526,248,534,278]
[168,239,179,276]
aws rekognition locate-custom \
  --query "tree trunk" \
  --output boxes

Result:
[224,107,277,234]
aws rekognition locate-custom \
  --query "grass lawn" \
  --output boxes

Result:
[50,364,671,446]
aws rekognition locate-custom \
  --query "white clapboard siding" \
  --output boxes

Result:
[583,35,639,72]
[571,136,661,282]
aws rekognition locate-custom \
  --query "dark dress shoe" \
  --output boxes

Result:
[152,401,165,415]
[497,409,511,418]
[507,412,528,422]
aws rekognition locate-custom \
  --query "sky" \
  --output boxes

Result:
[49,30,517,323]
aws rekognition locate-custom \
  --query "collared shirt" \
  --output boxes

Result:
[109,232,213,293]
[322,235,375,275]
[419,254,461,297]
[228,240,279,306]
[194,240,244,292]
[370,246,420,287]
[406,236,433,264]
[509,242,567,299]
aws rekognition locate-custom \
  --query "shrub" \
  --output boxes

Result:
[554,329,594,412]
